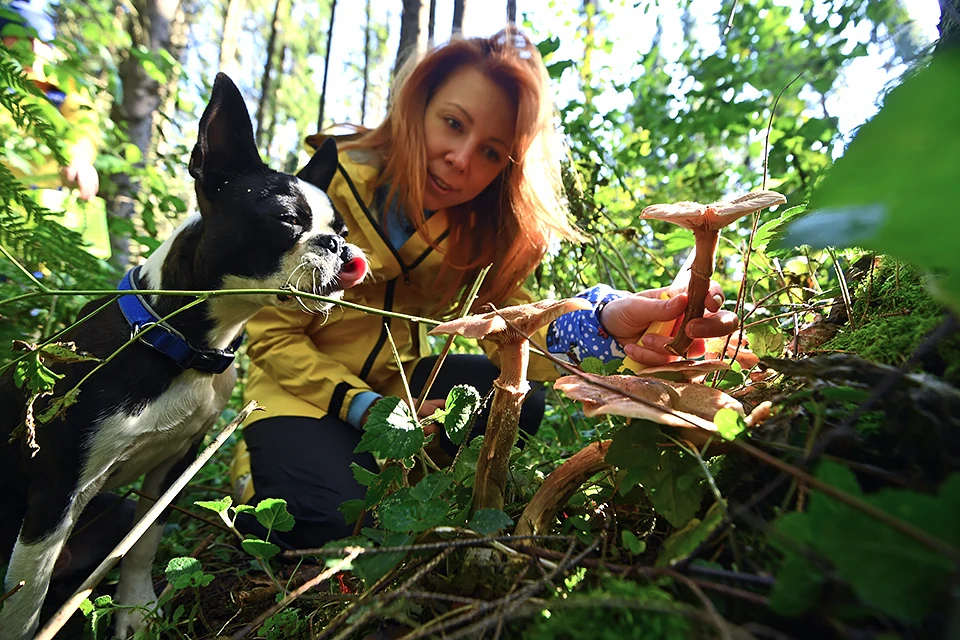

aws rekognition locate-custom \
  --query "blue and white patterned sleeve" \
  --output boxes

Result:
[546,284,629,364]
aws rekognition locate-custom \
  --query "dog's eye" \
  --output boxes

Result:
[277,213,300,227]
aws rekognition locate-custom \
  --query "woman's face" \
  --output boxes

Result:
[422,65,517,211]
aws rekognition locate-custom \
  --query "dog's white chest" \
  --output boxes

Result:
[82,369,236,493]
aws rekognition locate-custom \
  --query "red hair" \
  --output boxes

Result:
[341,27,583,312]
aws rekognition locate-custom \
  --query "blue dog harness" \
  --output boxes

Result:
[117,266,243,374]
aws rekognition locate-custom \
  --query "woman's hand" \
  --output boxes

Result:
[599,282,740,367]
[418,398,446,438]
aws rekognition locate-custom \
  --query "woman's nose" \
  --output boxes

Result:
[445,144,471,172]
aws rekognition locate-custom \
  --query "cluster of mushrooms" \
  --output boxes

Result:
[428,190,785,534]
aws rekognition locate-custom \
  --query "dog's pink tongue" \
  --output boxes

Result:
[339,257,368,289]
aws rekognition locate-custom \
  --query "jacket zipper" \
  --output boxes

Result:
[337,163,413,285]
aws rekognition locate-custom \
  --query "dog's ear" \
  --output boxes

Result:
[296,137,338,192]
[189,73,264,185]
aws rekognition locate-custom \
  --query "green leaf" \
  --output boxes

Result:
[444,385,481,445]
[379,477,451,533]
[14,352,62,393]
[783,53,960,312]
[745,322,787,359]
[253,498,295,533]
[621,530,646,555]
[165,557,205,590]
[338,499,365,526]
[38,342,99,364]
[350,462,377,488]
[656,503,724,566]
[356,396,424,460]
[771,462,960,621]
[579,357,606,375]
[468,509,514,535]
[645,450,703,528]
[713,408,745,441]
[37,388,79,424]
[606,421,662,494]
[364,465,403,509]
[352,532,414,584]
[769,513,824,617]
[753,204,808,253]
[241,537,281,562]
[194,496,233,515]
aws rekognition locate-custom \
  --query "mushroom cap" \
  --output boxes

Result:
[641,190,787,231]
[633,359,731,382]
[554,372,743,432]
[429,298,592,345]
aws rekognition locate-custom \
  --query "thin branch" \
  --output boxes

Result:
[34,401,262,640]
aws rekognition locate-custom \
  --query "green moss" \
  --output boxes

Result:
[823,260,960,385]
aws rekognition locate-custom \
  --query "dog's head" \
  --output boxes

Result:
[187,73,366,314]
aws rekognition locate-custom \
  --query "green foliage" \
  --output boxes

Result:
[655,503,724,567]
[468,508,514,535]
[379,474,453,533]
[441,384,481,445]
[520,576,692,640]
[784,53,960,312]
[770,461,960,622]
[164,557,214,590]
[356,396,424,460]
[607,422,704,527]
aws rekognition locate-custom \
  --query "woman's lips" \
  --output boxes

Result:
[429,172,456,193]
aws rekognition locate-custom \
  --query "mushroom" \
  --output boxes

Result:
[429,298,592,512]
[630,359,731,382]
[554,371,744,446]
[641,190,787,356]
[704,333,761,371]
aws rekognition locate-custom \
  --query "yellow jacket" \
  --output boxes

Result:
[241,147,558,430]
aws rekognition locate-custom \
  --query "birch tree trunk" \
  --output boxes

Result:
[936,0,959,54]
[507,0,516,24]
[219,0,247,76]
[255,0,286,149]
[361,0,371,125]
[316,0,338,132]
[452,0,466,36]
[393,0,427,80]
[427,0,437,48]
[108,0,183,269]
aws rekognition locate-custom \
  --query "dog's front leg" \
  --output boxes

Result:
[113,447,193,639]
[0,496,81,640]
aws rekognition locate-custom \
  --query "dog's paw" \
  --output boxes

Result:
[112,602,159,640]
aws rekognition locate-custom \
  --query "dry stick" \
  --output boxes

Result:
[0,580,25,606]
[34,400,261,640]
[519,326,960,562]
[826,246,857,330]
[332,547,456,640]
[414,264,491,409]
[231,547,362,640]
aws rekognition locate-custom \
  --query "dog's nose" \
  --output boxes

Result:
[312,234,345,255]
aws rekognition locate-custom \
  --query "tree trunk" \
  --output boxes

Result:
[393,0,427,80]
[452,0,466,36]
[427,0,436,48]
[507,0,516,24]
[361,0,371,125]
[316,0,338,132]
[108,0,183,269]
[255,0,285,149]
[219,0,247,76]
[580,0,598,108]
[936,0,960,54]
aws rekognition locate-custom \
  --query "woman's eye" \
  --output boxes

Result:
[445,117,462,131]
[485,148,502,163]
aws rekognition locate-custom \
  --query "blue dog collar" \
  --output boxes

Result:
[117,266,242,374]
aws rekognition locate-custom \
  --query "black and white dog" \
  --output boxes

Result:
[0,73,366,638]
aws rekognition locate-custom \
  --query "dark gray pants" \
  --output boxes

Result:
[238,354,546,549]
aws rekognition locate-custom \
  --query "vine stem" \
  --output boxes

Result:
[0,241,48,292]
[1,287,442,327]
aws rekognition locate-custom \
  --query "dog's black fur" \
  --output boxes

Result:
[0,73,366,638]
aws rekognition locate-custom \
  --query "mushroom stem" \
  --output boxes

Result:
[667,224,720,356]
[515,440,611,536]
[472,343,530,513]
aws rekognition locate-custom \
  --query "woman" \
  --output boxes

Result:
[231,27,737,547]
